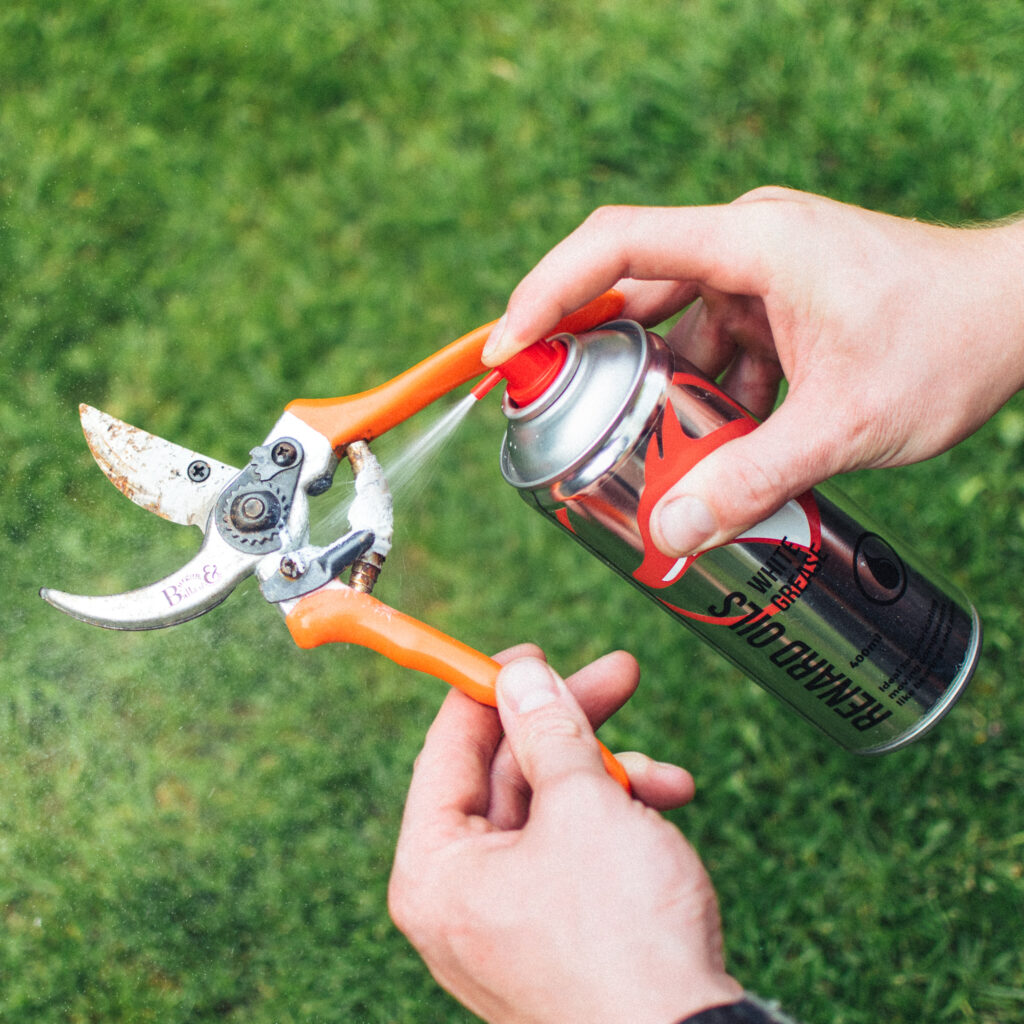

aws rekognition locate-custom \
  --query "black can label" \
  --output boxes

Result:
[542,369,978,752]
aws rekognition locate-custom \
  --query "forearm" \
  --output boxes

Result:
[954,214,1024,401]
[991,215,1024,392]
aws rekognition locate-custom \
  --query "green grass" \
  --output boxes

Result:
[2,0,1023,1020]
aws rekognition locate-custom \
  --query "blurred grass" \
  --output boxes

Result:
[2,0,1023,1021]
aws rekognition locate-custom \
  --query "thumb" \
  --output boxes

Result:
[495,657,609,794]
[652,400,849,555]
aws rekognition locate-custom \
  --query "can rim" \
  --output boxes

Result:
[499,320,662,491]
[500,331,582,421]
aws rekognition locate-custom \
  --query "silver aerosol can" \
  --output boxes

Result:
[497,320,981,753]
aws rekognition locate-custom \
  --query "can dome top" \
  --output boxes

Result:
[500,320,666,492]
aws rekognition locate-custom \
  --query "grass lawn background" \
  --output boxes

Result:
[2,1,1023,1021]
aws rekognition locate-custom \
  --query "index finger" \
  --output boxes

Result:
[398,687,504,844]
[491,203,772,363]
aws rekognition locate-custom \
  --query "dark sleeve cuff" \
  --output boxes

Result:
[678,994,803,1024]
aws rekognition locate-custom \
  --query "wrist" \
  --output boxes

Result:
[639,973,744,1024]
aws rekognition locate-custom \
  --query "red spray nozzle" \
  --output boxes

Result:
[470,338,568,406]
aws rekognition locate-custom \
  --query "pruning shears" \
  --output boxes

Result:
[40,291,631,791]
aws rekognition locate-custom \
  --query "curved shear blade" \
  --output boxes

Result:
[39,531,259,630]
[80,404,239,531]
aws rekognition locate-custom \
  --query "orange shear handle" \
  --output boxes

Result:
[286,290,625,450]
[286,584,631,793]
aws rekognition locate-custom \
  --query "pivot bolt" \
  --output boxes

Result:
[229,490,281,533]
[240,496,267,521]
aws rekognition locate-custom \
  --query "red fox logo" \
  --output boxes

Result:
[633,374,821,624]
[552,373,821,625]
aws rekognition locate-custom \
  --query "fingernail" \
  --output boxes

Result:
[656,495,717,554]
[481,314,508,365]
[499,658,560,714]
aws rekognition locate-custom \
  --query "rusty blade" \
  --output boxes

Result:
[79,404,239,531]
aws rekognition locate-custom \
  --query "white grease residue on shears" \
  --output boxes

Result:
[347,447,394,558]
[313,395,476,544]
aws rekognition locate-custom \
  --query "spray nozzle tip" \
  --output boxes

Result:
[473,339,567,407]
[470,368,504,401]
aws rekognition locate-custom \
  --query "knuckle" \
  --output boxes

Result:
[522,705,589,745]
[729,187,825,255]
[584,203,626,226]
[734,184,798,205]
[388,862,444,949]
[580,203,638,241]
[387,869,416,935]
[838,397,908,467]
[535,764,608,810]
[720,448,791,522]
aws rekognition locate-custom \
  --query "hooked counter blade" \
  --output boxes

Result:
[39,532,259,630]
[79,404,239,531]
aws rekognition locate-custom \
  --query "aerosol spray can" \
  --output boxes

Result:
[495,320,981,753]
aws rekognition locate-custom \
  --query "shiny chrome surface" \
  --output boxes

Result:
[500,320,668,491]
[500,321,981,753]
[40,530,259,630]
[40,410,351,632]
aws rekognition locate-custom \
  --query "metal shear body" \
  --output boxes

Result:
[41,292,631,791]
